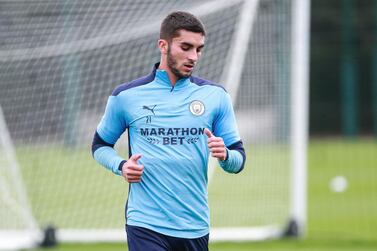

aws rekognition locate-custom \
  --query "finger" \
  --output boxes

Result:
[210,147,226,154]
[204,128,214,138]
[123,175,140,182]
[207,136,223,144]
[128,178,141,183]
[127,164,144,171]
[129,154,142,162]
[208,141,224,148]
[207,137,216,144]
[126,174,142,180]
[212,152,226,160]
[125,169,143,176]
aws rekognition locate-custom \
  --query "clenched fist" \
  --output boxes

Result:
[204,128,227,161]
[121,154,144,183]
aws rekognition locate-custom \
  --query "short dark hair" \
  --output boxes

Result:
[160,11,206,41]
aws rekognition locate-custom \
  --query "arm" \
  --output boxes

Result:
[92,131,124,175]
[205,129,245,173]
[91,95,126,175]
[220,140,245,173]
[91,95,144,182]
[208,91,246,173]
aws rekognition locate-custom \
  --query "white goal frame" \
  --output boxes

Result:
[59,0,310,243]
[0,106,43,250]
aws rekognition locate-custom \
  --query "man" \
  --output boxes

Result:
[92,11,245,251]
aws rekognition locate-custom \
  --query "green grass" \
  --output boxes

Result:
[28,238,377,251]
[13,138,377,250]
[308,139,377,241]
[209,143,290,227]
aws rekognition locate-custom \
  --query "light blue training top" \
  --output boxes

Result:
[93,64,244,238]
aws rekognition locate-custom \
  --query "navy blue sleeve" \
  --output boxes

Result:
[91,131,114,156]
[228,140,246,173]
[91,131,125,175]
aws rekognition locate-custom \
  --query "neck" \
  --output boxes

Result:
[158,59,178,86]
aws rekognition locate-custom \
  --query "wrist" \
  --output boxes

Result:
[219,149,243,173]
[219,148,229,162]
[224,148,229,161]
[118,160,126,172]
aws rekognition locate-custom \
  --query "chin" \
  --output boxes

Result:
[175,71,190,79]
[182,73,192,78]
[181,70,193,77]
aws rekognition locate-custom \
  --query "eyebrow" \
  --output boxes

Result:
[181,42,205,49]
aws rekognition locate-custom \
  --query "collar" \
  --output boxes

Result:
[152,62,191,91]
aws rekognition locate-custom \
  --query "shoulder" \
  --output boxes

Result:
[112,72,155,96]
[190,75,227,93]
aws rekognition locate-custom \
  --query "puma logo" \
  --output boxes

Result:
[142,105,156,124]
[142,105,156,115]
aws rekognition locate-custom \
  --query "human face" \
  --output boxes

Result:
[166,30,205,80]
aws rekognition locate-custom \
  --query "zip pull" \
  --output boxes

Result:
[170,86,174,92]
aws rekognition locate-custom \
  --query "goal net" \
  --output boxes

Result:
[0,0,309,244]
[0,106,42,250]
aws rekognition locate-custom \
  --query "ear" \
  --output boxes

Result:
[158,39,168,55]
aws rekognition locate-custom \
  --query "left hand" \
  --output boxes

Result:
[204,128,227,161]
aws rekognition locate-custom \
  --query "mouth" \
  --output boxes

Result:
[183,63,194,72]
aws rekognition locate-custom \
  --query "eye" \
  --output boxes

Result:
[181,46,190,51]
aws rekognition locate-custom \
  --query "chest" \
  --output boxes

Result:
[126,89,218,129]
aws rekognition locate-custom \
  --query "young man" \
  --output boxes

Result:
[92,11,245,251]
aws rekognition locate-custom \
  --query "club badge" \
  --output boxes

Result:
[189,100,205,116]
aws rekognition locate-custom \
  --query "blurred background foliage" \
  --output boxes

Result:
[310,0,377,136]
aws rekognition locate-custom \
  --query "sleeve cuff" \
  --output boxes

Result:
[219,149,243,173]
[118,160,126,172]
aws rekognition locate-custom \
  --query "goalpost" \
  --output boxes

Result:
[0,0,310,245]
[0,106,43,250]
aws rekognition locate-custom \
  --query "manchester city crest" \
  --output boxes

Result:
[189,100,205,116]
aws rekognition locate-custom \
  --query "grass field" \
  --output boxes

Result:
[13,138,377,250]
[28,238,377,251]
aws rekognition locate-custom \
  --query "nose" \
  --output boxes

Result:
[187,50,199,62]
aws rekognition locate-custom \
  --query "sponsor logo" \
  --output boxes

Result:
[140,127,205,145]
[189,100,205,116]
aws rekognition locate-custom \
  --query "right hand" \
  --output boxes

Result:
[121,154,144,183]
